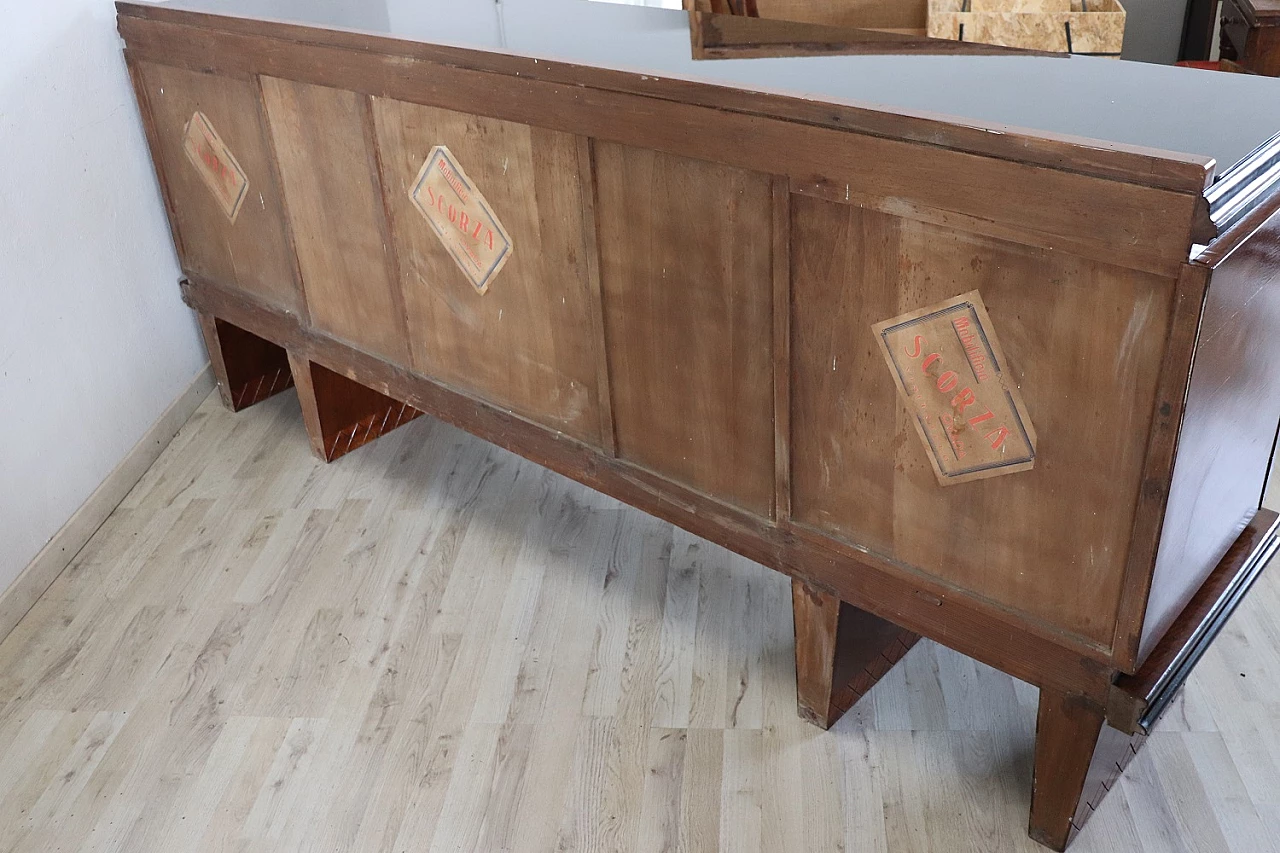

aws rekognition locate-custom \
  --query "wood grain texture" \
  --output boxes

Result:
[180,276,1114,701]
[791,580,920,729]
[594,143,776,516]
[259,77,410,364]
[789,194,1174,648]
[689,9,1051,58]
[1137,206,1280,663]
[116,8,1216,194]
[1029,689,1107,851]
[115,17,1208,279]
[198,313,294,412]
[370,99,603,446]
[287,352,423,462]
[131,61,300,313]
[2,389,1277,853]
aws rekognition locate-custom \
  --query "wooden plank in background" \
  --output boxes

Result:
[594,142,776,517]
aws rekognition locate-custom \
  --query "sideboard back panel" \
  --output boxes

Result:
[370,99,605,447]
[134,61,299,314]
[595,142,776,516]
[789,195,1175,646]
[260,76,410,365]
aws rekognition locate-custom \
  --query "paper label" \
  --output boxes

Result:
[409,145,513,294]
[181,112,249,223]
[873,291,1036,485]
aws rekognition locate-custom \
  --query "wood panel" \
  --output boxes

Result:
[117,6,1217,196]
[789,195,1175,647]
[594,143,775,516]
[1138,207,1280,662]
[259,77,409,364]
[116,17,1209,279]
[131,61,299,313]
[369,99,603,446]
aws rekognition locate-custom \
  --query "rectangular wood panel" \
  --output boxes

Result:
[789,195,1175,647]
[370,99,603,446]
[595,143,775,516]
[260,76,409,364]
[133,61,299,313]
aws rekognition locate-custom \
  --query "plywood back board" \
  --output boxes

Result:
[133,61,300,313]
[371,99,604,446]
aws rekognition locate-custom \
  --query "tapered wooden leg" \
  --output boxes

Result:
[1029,688,1145,851]
[791,579,920,730]
[287,352,423,462]
[198,312,294,411]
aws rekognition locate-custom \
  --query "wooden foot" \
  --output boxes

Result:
[198,312,294,411]
[1029,688,1144,851]
[791,579,920,730]
[287,353,424,462]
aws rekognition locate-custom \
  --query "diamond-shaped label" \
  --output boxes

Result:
[181,111,249,223]
[873,291,1037,486]
[409,145,512,295]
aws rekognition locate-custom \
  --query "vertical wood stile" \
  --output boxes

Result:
[360,94,415,350]
[772,177,792,522]
[1110,263,1212,670]
[579,136,618,456]
[254,73,311,325]
[125,51,187,261]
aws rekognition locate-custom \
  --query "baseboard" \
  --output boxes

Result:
[0,364,215,643]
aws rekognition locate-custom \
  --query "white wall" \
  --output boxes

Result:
[0,2,207,591]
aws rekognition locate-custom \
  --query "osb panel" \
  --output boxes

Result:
[134,62,299,313]
[371,99,603,446]
[789,195,1173,646]
[595,142,775,516]
[260,77,409,365]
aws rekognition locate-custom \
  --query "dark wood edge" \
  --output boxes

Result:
[771,177,792,522]
[689,10,1064,59]
[1109,508,1280,734]
[1110,263,1211,671]
[182,275,1115,701]
[114,2,1216,195]
[124,51,188,262]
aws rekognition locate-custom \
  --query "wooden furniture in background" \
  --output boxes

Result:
[1221,0,1280,74]
[118,1,1280,848]
[686,0,1122,57]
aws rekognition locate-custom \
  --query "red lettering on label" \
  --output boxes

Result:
[951,387,976,415]
[968,409,995,427]
[936,371,958,393]
[986,427,1011,450]
[905,335,924,359]
[921,353,941,373]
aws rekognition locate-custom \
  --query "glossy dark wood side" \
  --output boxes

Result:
[286,352,422,463]
[791,580,920,729]
[197,312,294,412]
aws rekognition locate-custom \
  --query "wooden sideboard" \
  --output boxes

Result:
[118,1,1280,848]
[1222,0,1280,75]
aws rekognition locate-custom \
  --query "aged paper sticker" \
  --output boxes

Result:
[872,291,1036,486]
[181,112,249,223]
[409,145,513,295]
